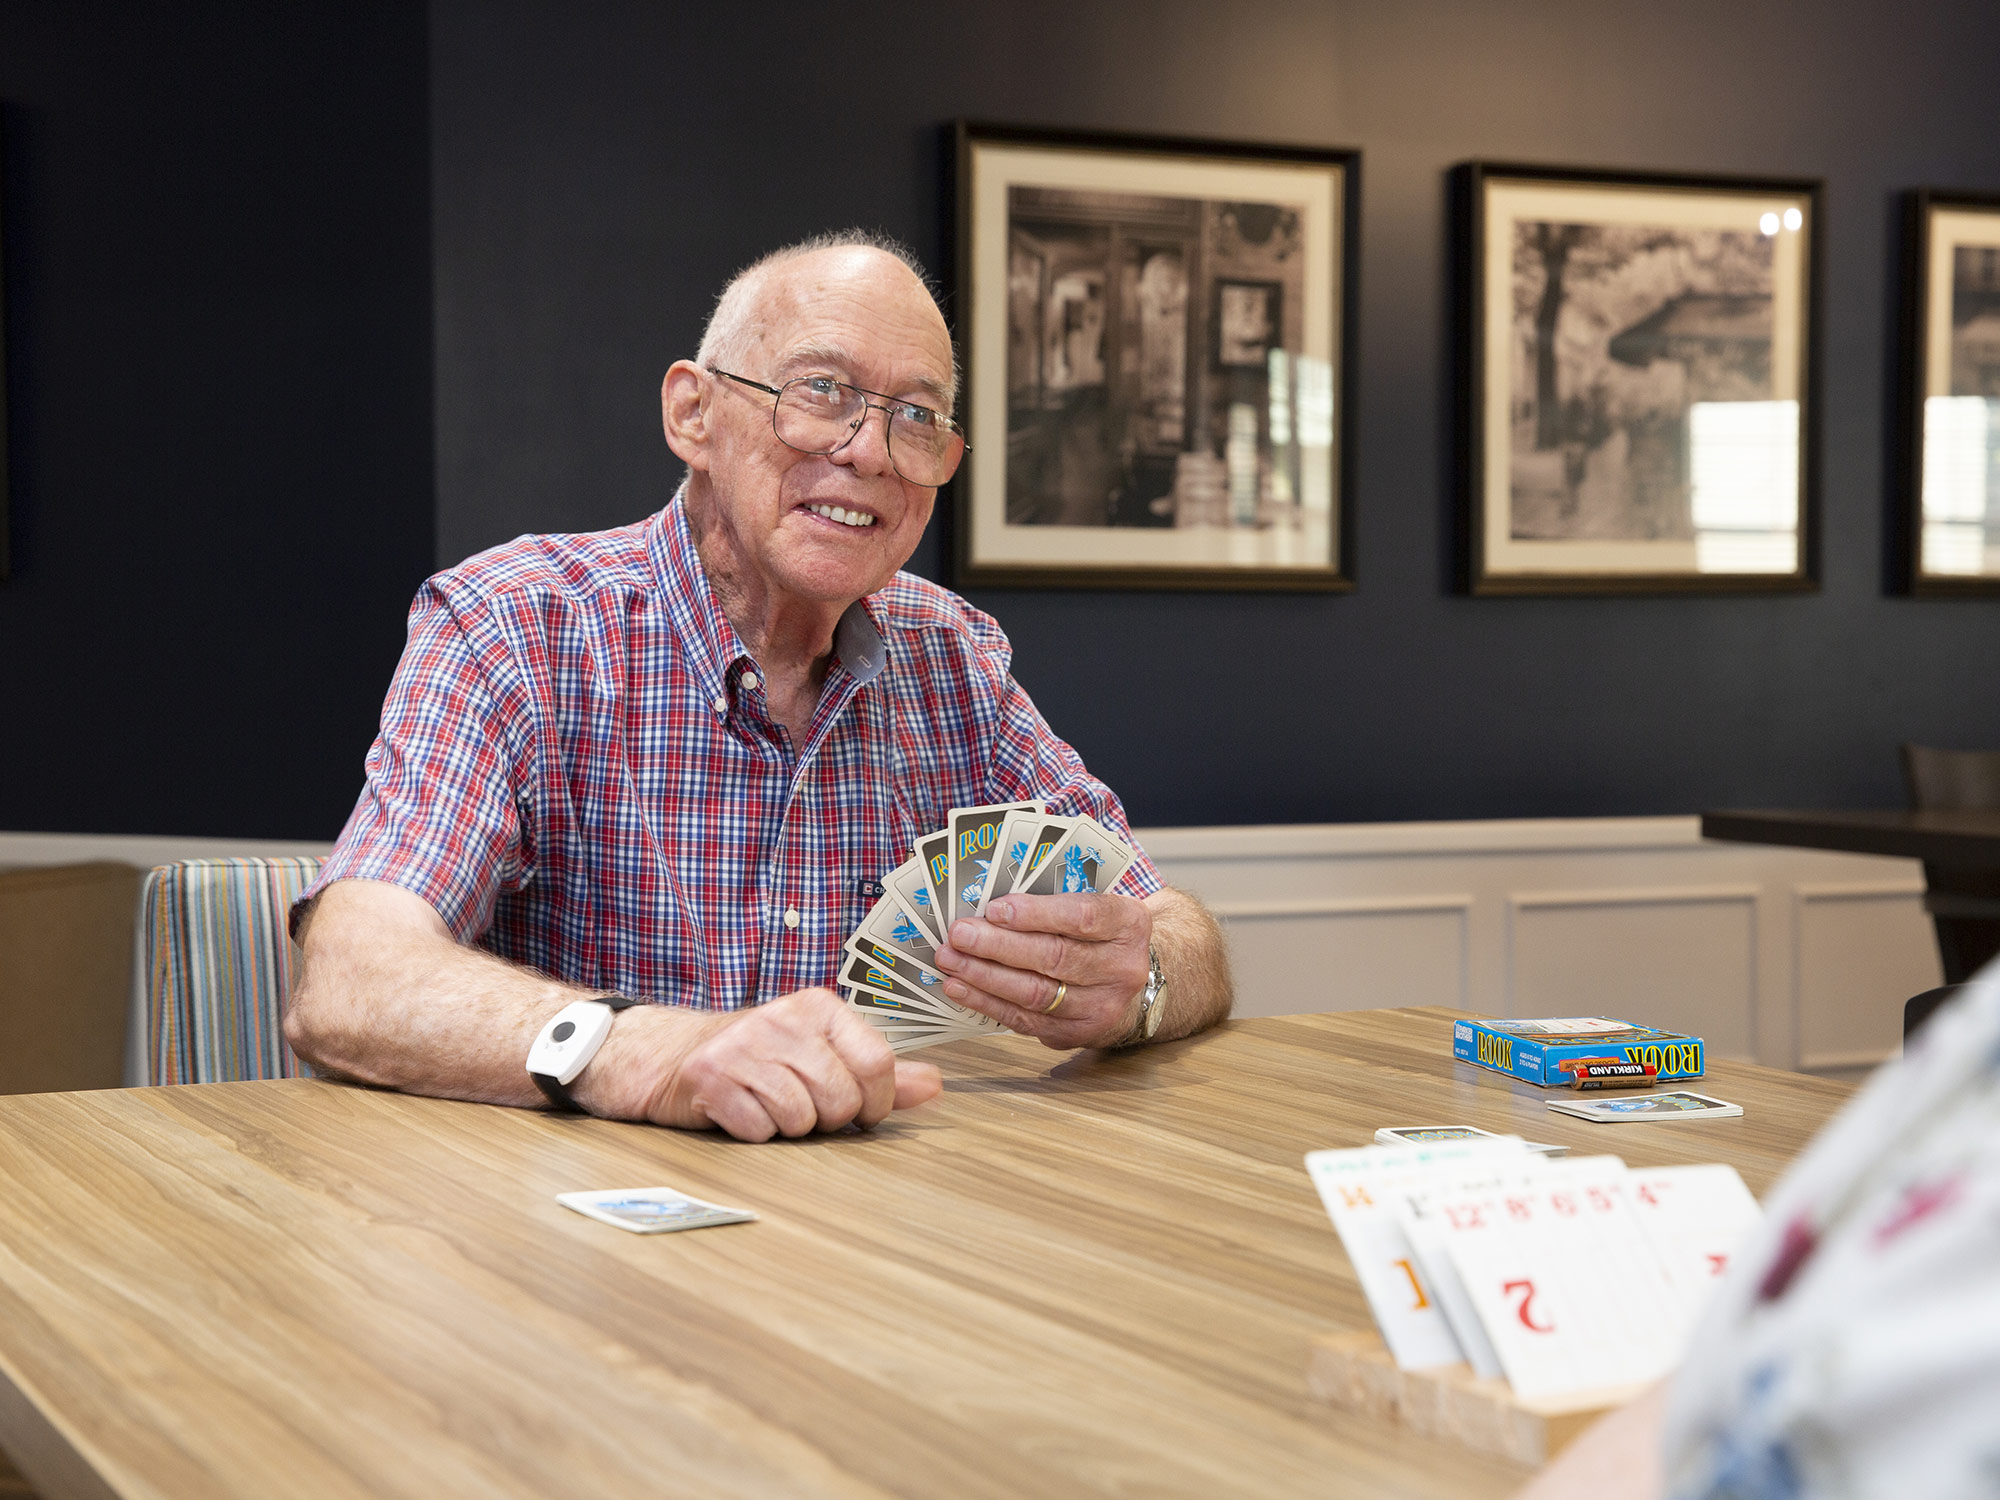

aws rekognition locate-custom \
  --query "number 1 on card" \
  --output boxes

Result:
[1392,1258,1430,1311]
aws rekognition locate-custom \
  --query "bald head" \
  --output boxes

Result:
[696,231,959,408]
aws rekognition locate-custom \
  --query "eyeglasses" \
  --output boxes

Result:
[708,367,968,488]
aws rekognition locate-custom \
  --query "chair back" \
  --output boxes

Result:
[1901,742,2000,811]
[142,858,323,1084]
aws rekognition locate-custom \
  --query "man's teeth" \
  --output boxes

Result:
[806,504,877,528]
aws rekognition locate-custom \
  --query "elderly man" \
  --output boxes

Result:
[286,231,1233,1141]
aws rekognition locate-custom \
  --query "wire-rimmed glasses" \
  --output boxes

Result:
[708,367,968,488]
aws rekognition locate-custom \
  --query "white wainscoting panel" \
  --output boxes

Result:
[1143,817,1942,1074]
[1209,897,1470,1019]
[1507,887,1759,1058]
[1793,882,1940,1071]
[1,817,1946,1077]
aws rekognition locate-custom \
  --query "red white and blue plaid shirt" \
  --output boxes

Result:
[303,496,1161,1010]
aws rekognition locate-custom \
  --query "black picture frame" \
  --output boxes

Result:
[1453,161,1823,596]
[950,121,1358,592]
[1895,187,2000,596]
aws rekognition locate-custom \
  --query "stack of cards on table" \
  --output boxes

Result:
[841,800,1137,1053]
[1305,1132,1761,1405]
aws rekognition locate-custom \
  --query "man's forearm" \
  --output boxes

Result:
[1141,887,1233,1043]
[285,878,712,1115]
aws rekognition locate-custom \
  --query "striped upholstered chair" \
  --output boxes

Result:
[141,858,324,1084]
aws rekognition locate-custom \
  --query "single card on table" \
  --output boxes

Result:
[945,801,1044,932]
[1547,1090,1742,1123]
[557,1186,756,1234]
[1303,1136,1535,1371]
[884,858,946,946]
[914,829,955,938]
[1376,1125,1569,1158]
[1015,815,1135,899]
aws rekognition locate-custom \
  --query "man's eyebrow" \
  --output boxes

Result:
[778,340,955,413]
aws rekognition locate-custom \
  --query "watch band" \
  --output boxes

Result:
[1118,946,1166,1048]
[529,994,642,1112]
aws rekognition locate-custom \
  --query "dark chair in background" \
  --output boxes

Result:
[1905,983,1964,1042]
[1901,743,2000,984]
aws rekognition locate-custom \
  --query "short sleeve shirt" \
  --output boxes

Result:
[301,497,1162,1008]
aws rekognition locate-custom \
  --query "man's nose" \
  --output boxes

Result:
[830,402,896,478]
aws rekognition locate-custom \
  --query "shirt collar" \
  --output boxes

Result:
[650,488,891,694]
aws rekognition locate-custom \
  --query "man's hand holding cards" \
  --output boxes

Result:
[843,804,1151,1052]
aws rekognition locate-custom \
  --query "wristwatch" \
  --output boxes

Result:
[1125,944,1167,1046]
[526,995,641,1111]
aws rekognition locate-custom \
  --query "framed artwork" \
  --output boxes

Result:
[952,121,1357,591]
[1454,162,1822,594]
[1896,189,2000,594]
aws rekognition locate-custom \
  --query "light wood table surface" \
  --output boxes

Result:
[0,1008,1852,1500]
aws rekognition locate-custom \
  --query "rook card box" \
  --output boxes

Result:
[1453,1017,1705,1088]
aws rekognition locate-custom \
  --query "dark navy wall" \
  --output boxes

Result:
[9,2,2000,839]
[0,2,433,839]
[430,0,2000,829]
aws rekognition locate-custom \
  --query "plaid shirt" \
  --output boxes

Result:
[303,497,1161,1009]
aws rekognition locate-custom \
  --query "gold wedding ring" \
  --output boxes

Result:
[1044,981,1068,1015]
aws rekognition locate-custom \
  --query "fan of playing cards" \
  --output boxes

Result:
[841,801,1137,1053]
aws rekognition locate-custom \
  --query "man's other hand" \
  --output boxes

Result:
[934,892,1151,1050]
[641,988,942,1142]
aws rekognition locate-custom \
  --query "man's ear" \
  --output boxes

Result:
[661,360,711,471]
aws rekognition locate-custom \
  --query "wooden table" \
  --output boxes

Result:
[0,1010,1851,1500]
[1700,806,2000,866]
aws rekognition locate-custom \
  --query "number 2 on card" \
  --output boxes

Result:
[1503,1277,1553,1333]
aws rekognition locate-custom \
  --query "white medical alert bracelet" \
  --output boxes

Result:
[525,995,641,1111]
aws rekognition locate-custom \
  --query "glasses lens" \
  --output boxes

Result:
[773,376,865,454]
[887,407,965,486]
[773,376,965,485]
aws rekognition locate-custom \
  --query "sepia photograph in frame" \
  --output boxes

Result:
[1455,162,1822,595]
[1897,189,2000,595]
[952,122,1357,590]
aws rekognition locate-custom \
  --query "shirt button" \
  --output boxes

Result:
[783,908,801,929]
[742,671,761,691]
[710,695,727,714]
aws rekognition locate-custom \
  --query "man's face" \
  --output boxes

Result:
[685,248,957,610]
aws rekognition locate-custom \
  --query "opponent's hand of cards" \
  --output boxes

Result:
[842,801,1137,1053]
[1305,1135,1761,1405]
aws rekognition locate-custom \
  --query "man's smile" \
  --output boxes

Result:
[800,502,880,529]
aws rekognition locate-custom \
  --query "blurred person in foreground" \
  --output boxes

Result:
[1519,970,2000,1500]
